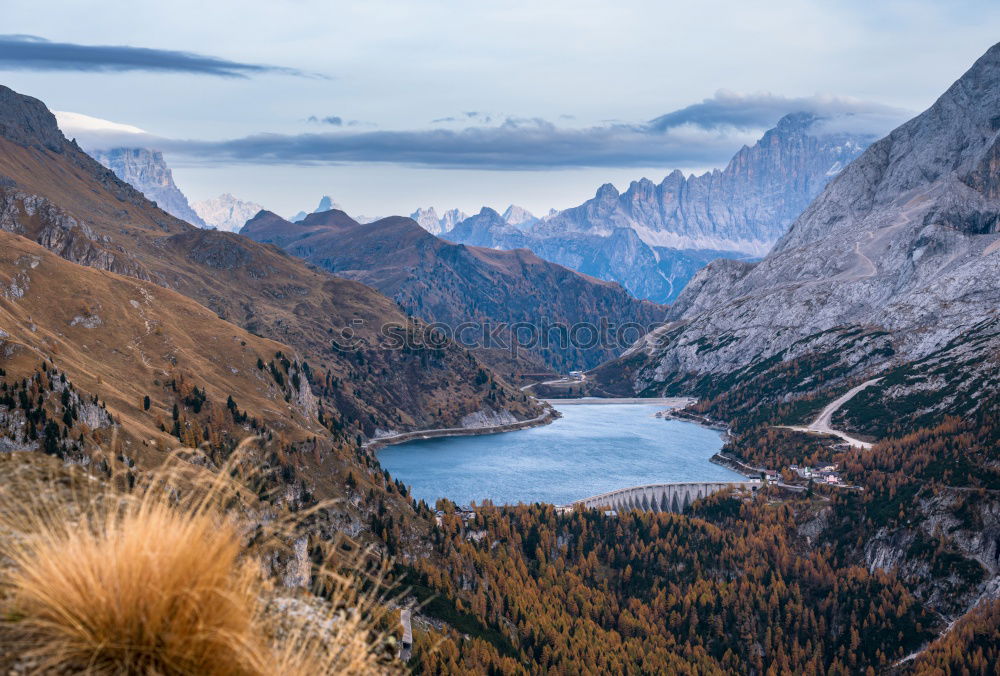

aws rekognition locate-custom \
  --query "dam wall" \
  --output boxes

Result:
[572,481,758,513]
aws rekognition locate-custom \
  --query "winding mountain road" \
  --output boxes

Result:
[782,377,883,449]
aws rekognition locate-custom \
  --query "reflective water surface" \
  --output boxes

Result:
[378,402,743,506]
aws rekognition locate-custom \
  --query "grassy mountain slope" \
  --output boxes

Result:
[0,231,325,455]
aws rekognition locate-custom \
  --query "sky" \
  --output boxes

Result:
[0,0,998,219]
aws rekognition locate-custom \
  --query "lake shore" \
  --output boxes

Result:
[363,407,560,452]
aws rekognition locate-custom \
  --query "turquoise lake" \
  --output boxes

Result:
[378,402,743,506]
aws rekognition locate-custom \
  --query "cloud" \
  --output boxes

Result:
[54,111,146,137]
[434,111,496,125]
[648,90,910,136]
[308,115,344,126]
[0,34,318,78]
[63,91,908,171]
[151,119,757,170]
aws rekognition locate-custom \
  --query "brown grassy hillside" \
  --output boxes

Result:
[0,231,325,456]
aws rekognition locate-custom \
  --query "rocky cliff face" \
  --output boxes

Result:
[541,113,871,254]
[91,147,206,227]
[610,43,1000,423]
[242,208,665,374]
[192,193,264,232]
[442,115,869,303]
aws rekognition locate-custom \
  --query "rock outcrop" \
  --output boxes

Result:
[91,147,206,227]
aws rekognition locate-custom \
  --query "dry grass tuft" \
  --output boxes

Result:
[0,442,396,675]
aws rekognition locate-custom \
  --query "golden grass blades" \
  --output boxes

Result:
[0,438,399,675]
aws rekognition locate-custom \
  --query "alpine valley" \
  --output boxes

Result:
[0,21,999,676]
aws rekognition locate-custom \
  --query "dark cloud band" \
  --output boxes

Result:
[158,122,745,170]
[0,34,315,78]
[70,93,908,170]
[649,91,909,132]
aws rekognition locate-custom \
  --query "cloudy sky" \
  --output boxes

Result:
[1,0,997,219]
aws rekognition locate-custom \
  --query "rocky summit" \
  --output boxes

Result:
[410,205,469,235]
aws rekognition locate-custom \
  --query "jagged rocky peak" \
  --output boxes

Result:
[594,182,620,201]
[411,206,442,233]
[192,193,265,233]
[501,204,537,227]
[441,208,468,230]
[91,147,206,227]
[777,41,1000,252]
[443,111,876,304]
[315,195,341,212]
[0,85,66,152]
[537,113,875,255]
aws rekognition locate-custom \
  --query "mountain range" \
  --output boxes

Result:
[4,37,1000,675]
[443,113,875,302]
[241,208,664,374]
[594,42,1000,434]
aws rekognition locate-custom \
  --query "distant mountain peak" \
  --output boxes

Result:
[411,206,469,235]
[773,111,819,131]
[315,195,341,212]
[595,183,620,200]
[501,204,537,227]
[91,147,206,227]
[446,114,876,303]
[192,193,265,233]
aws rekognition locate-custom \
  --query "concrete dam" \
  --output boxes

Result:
[572,481,758,513]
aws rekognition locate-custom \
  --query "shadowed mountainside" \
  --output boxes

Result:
[241,208,665,375]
